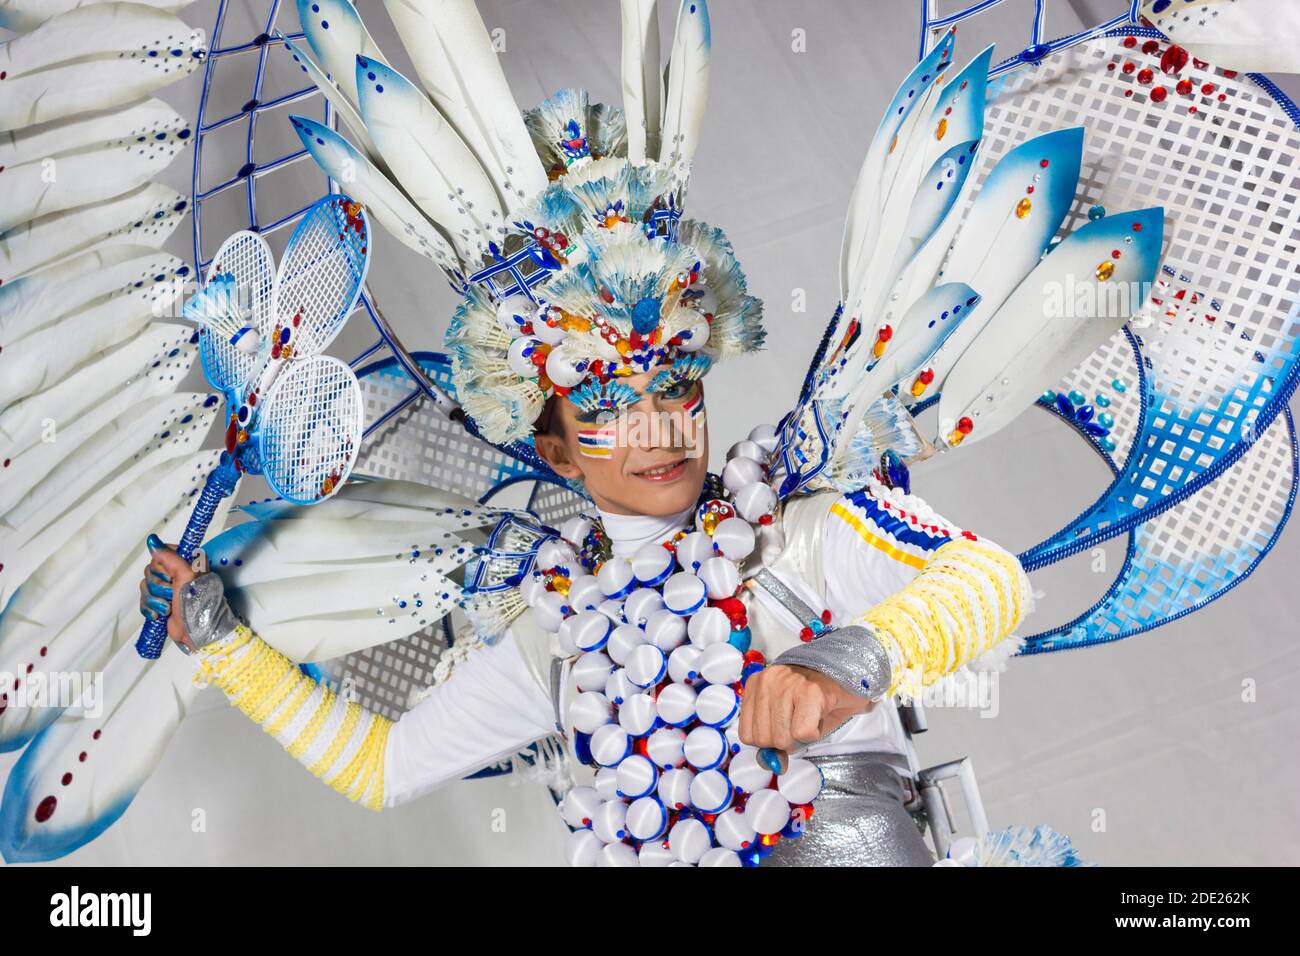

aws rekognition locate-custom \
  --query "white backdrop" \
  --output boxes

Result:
[4,0,1299,866]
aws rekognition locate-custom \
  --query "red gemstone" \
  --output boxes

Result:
[34,796,57,822]
[93,729,102,740]
[61,773,72,786]
[1176,79,1193,96]
[1160,45,1189,76]
[1040,159,1050,168]
[956,416,973,434]
[1122,36,1137,49]
[1111,249,1122,259]
[1224,70,1238,79]
[1137,68,1154,85]
[1151,86,1168,103]
[1201,83,1215,95]
[1122,62,1136,75]
[1142,40,1160,55]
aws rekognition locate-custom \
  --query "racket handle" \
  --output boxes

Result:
[135,456,242,660]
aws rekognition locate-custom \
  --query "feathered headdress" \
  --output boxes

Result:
[289,0,763,445]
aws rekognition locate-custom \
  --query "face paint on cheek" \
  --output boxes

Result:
[681,391,706,457]
[682,391,705,424]
[577,428,617,459]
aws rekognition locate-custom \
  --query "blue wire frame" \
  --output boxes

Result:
[190,0,558,481]
[902,4,1300,648]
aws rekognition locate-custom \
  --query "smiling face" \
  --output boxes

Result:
[533,368,710,517]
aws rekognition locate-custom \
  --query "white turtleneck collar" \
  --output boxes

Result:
[596,503,696,557]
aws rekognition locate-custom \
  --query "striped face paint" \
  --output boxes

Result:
[682,391,706,425]
[577,428,617,459]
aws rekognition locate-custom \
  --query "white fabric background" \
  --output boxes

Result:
[4,0,1299,866]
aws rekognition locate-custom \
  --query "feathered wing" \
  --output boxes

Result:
[0,0,209,859]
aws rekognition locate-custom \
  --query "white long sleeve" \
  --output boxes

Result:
[382,628,557,808]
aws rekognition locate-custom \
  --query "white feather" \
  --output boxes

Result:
[0,182,187,282]
[620,0,664,163]
[660,0,711,175]
[383,0,549,210]
[0,3,204,132]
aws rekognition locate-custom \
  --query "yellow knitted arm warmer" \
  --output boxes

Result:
[861,537,1033,699]
[193,625,391,810]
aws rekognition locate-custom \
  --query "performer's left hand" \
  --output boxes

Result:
[738,664,874,773]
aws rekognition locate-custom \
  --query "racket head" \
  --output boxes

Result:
[257,354,364,505]
[270,194,371,359]
[198,230,276,400]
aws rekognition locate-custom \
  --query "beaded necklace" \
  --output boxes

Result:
[518,427,830,867]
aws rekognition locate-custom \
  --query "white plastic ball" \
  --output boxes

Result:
[531,590,570,633]
[747,423,779,453]
[591,799,629,843]
[593,766,619,800]
[567,609,613,652]
[638,840,675,867]
[726,746,774,794]
[537,539,577,573]
[597,842,639,867]
[589,724,632,767]
[631,543,675,587]
[698,643,744,685]
[558,515,593,546]
[567,691,613,735]
[624,643,667,688]
[698,848,742,867]
[559,785,600,829]
[655,682,698,727]
[646,727,686,770]
[605,623,645,666]
[687,605,731,647]
[596,598,625,624]
[495,293,536,336]
[604,668,637,706]
[714,808,757,852]
[668,818,712,864]
[596,557,635,598]
[625,796,668,842]
[644,609,687,652]
[721,456,764,496]
[566,574,604,612]
[622,588,665,627]
[674,531,715,573]
[727,439,766,464]
[615,754,659,800]
[573,652,614,693]
[531,306,568,344]
[696,684,740,727]
[777,757,824,805]
[711,517,756,562]
[684,725,728,771]
[744,788,792,836]
[565,828,602,867]
[657,767,695,810]
[618,693,659,737]
[545,347,588,388]
[662,572,707,615]
[676,320,710,352]
[733,481,777,524]
[506,336,545,378]
[667,644,704,685]
[518,572,547,607]
[689,769,734,814]
[697,556,740,600]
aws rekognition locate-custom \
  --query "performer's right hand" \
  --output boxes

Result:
[138,535,200,653]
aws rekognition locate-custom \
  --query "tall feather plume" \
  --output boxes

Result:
[620,0,664,162]
[383,0,549,210]
[660,0,711,178]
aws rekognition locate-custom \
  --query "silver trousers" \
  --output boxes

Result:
[763,752,936,866]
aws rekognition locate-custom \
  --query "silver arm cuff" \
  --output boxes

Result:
[772,623,893,701]
[179,572,242,651]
